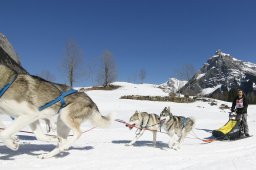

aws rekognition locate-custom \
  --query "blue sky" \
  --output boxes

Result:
[1,0,256,86]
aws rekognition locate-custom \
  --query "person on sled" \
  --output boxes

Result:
[231,89,250,137]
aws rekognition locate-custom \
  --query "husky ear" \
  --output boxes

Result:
[138,112,142,119]
[79,88,86,92]
[167,106,170,112]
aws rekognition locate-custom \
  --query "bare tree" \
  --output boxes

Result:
[176,64,197,81]
[97,50,117,87]
[139,69,146,84]
[62,40,84,87]
[38,70,55,82]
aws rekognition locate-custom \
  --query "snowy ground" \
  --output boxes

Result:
[1,82,256,170]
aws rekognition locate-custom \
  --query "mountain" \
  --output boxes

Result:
[159,78,187,93]
[180,50,256,98]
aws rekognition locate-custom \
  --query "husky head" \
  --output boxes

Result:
[128,110,141,129]
[160,106,173,123]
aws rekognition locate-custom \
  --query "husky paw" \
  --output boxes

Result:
[59,145,70,151]
[168,143,174,149]
[40,135,60,143]
[11,135,20,143]
[38,152,57,159]
[50,136,61,143]
[38,153,48,159]
[172,145,180,151]
[5,138,19,151]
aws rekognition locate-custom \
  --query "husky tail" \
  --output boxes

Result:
[189,117,195,127]
[186,117,196,132]
[90,111,115,128]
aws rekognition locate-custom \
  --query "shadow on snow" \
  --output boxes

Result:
[0,143,94,160]
[112,140,169,150]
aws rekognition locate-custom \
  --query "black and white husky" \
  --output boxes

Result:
[127,111,160,147]
[0,54,114,158]
[160,107,195,150]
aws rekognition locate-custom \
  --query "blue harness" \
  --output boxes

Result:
[0,74,78,112]
[0,75,18,97]
[38,89,78,111]
[180,116,187,128]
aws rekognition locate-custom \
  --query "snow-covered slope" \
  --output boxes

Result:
[112,82,168,96]
[0,82,256,170]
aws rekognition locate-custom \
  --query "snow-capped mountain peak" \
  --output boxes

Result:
[159,78,187,93]
[180,50,256,97]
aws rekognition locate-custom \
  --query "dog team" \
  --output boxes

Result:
[127,107,195,150]
[0,47,194,158]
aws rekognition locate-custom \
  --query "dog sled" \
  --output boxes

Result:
[212,112,248,140]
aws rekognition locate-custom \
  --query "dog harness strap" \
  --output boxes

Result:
[38,89,78,111]
[140,115,150,129]
[0,74,18,97]
[140,118,144,129]
[146,115,151,128]
[181,116,187,129]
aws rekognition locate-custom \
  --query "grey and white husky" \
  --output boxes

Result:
[127,111,160,147]
[160,107,195,150]
[0,64,114,159]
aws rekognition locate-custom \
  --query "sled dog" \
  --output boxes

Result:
[160,106,195,150]
[0,64,113,159]
[127,111,160,146]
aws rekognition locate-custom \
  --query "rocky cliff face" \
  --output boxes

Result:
[179,50,256,96]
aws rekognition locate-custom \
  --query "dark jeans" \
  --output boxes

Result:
[241,114,249,134]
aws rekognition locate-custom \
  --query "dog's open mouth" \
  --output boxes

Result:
[160,119,166,124]
[126,123,136,130]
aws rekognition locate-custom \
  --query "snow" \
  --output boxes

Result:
[1,82,256,170]
[241,63,256,75]
[210,52,230,59]
[213,55,218,58]
[159,78,187,93]
[196,73,205,80]
[200,84,222,96]
[112,81,168,96]
[232,57,241,61]
[243,62,256,68]
[219,52,230,57]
